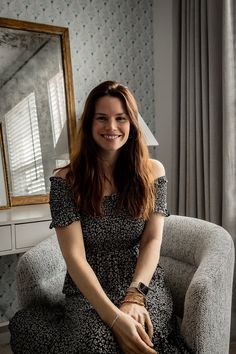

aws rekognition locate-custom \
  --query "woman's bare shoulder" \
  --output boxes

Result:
[52,167,70,179]
[149,159,166,180]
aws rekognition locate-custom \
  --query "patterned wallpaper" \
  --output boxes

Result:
[0,0,155,322]
[0,0,155,128]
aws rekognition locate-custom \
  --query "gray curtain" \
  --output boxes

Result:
[171,0,236,340]
[172,0,236,237]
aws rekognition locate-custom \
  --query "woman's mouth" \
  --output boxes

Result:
[102,135,121,140]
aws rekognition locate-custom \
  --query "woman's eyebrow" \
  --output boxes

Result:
[94,112,127,116]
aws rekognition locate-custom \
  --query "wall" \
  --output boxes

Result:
[0,0,156,323]
[0,0,156,132]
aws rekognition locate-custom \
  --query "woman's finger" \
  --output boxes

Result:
[137,313,145,326]
[144,312,154,339]
[136,323,155,349]
[132,331,157,354]
[136,310,153,339]
[116,331,156,354]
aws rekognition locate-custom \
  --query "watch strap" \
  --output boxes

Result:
[128,281,153,296]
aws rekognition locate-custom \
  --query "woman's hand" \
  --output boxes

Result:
[120,302,154,340]
[111,312,157,354]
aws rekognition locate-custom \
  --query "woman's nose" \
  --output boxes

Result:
[106,118,116,130]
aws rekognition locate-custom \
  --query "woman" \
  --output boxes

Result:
[9,81,191,354]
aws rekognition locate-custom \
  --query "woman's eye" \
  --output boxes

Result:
[96,116,106,121]
[117,116,126,121]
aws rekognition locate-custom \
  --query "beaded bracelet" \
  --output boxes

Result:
[124,292,145,300]
[121,299,145,306]
[121,292,146,307]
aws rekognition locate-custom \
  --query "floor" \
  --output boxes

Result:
[230,342,236,354]
[0,344,12,354]
[0,328,12,354]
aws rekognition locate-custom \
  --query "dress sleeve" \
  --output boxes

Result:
[49,176,81,229]
[153,176,170,217]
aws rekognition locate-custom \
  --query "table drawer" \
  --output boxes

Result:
[0,225,12,251]
[15,220,53,249]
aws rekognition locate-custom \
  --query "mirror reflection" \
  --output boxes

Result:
[0,26,70,201]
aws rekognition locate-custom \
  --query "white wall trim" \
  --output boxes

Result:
[153,0,173,206]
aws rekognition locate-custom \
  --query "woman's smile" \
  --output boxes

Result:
[102,134,122,140]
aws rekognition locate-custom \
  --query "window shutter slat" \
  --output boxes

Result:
[5,92,46,196]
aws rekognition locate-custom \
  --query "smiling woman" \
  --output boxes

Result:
[9,81,192,354]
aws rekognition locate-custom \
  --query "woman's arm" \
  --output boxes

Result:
[119,212,164,339]
[132,213,164,285]
[56,221,119,324]
[133,158,165,285]
[119,159,166,338]
[52,168,118,324]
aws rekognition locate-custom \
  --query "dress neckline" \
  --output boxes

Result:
[50,175,167,197]
[50,175,167,183]
[103,193,118,199]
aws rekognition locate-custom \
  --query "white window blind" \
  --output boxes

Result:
[48,70,67,147]
[5,93,46,196]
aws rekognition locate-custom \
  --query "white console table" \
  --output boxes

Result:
[0,204,54,329]
[0,204,54,256]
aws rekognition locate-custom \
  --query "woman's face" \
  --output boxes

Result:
[92,96,130,157]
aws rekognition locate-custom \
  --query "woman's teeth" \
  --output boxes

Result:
[103,135,120,140]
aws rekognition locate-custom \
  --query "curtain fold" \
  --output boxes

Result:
[171,0,235,237]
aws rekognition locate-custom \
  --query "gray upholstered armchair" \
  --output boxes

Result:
[15,215,235,354]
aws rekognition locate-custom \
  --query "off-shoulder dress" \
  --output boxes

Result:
[9,176,191,354]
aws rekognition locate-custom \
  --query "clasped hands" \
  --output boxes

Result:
[111,290,158,354]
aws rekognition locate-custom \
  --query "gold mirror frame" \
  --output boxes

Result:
[0,123,11,209]
[0,18,76,206]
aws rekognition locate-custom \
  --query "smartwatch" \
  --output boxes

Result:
[129,281,152,296]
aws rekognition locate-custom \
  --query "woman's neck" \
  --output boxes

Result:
[98,152,118,177]
[97,153,119,196]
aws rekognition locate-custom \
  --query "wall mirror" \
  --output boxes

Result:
[0,18,76,206]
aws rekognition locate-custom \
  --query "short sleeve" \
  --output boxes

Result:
[153,176,170,217]
[49,176,81,229]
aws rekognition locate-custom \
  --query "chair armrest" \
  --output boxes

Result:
[16,234,66,308]
[162,215,235,353]
[181,235,234,353]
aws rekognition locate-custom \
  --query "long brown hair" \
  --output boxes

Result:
[65,81,155,219]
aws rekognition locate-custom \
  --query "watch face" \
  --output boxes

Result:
[139,282,149,296]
